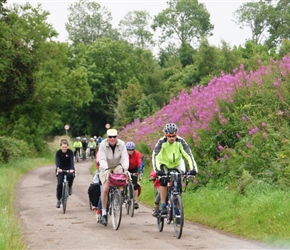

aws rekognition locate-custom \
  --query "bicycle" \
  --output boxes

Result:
[105,172,126,230]
[89,147,95,161]
[156,171,192,239]
[60,170,70,214]
[123,172,135,217]
[75,148,80,162]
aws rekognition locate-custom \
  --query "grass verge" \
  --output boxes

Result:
[2,153,290,249]
[139,167,290,249]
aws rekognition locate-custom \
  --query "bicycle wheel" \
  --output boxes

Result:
[89,194,92,210]
[173,195,184,239]
[157,212,164,232]
[62,181,68,214]
[126,183,134,217]
[76,151,80,162]
[111,188,122,230]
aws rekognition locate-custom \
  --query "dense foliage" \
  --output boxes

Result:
[120,56,290,190]
[0,0,289,163]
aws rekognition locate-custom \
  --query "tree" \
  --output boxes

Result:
[233,1,270,44]
[70,38,140,135]
[119,10,154,50]
[65,0,116,45]
[114,81,144,127]
[266,0,290,48]
[0,3,57,114]
[151,0,213,47]
[0,0,8,20]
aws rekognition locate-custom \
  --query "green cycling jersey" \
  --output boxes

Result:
[152,136,197,172]
[73,141,82,148]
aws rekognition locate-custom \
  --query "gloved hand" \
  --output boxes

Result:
[156,170,165,176]
[138,171,143,180]
[187,169,197,176]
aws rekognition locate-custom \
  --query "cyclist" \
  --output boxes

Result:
[97,136,103,145]
[98,129,129,226]
[81,137,88,158]
[88,137,97,158]
[152,123,198,216]
[126,141,143,209]
[73,137,82,159]
[55,139,75,208]
[149,168,161,217]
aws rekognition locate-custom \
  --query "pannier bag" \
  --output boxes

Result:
[108,173,127,187]
[88,183,100,207]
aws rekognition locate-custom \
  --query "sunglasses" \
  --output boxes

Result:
[166,134,177,138]
[108,136,117,138]
[127,149,134,151]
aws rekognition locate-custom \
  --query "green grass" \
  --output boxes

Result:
[2,155,290,249]
[0,153,54,250]
[139,167,290,248]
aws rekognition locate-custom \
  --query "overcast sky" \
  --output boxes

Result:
[7,0,254,48]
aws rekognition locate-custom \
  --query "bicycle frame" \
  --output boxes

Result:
[156,171,192,239]
[123,171,134,217]
[61,170,70,214]
[105,171,125,230]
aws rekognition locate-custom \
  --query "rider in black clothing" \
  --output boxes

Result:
[82,137,88,158]
[55,139,75,208]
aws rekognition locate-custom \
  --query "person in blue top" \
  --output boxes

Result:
[55,139,75,208]
[97,136,103,145]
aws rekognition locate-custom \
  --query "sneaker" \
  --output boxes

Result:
[96,213,102,223]
[101,215,107,226]
[68,186,73,195]
[151,207,159,217]
[56,200,61,208]
[134,202,139,209]
[161,207,167,216]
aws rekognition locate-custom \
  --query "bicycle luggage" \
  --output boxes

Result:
[88,183,100,207]
[109,173,127,187]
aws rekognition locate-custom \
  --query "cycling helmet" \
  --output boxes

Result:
[94,136,97,139]
[90,137,94,140]
[76,137,81,140]
[126,141,136,150]
[163,123,178,134]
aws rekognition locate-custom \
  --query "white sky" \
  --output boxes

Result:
[7,0,254,48]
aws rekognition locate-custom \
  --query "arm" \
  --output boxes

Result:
[98,142,108,171]
[55,151,60,169]
[70,150,75,171]
[180,139,198,173]
[152,138,165,172]
[138,156,144,172]
[120,142,129,170]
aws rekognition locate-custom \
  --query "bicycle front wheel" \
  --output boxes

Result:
[126,183,134,217]
[76,152,80,162]
[62,181,68,214]
[157,213,164,232]
[173,195,184,239]
[111,189,122,230]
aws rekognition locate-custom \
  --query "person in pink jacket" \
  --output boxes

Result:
[149,168,161,217]
[98,129,129,226]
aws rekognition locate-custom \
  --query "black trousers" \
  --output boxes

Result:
[56,172,75,200]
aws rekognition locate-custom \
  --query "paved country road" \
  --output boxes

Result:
[15,161,275,250]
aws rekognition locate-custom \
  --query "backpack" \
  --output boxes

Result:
[88,171,101,207]
[88,183,100,207]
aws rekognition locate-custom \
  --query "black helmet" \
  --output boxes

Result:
[163,123,178,134]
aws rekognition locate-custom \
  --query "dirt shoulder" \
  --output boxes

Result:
[15,162,274,250]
